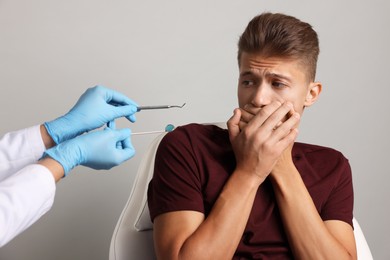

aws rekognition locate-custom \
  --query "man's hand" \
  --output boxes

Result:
[227,101,300,180]
[44,85,138,144]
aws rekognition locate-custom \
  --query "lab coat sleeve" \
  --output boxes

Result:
[0,126,56,247]
[0,125,46,181]
[0,164,56,247]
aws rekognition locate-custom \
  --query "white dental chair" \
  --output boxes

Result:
[109,123,373,260]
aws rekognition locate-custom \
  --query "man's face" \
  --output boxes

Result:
[238,52,319,116]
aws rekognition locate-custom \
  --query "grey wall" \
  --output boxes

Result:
[0,0,388,259]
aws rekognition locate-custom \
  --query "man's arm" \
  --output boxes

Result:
[153,101,299,259]
[154,169,262,259]
[269,147,357,259]
[240,105,357,259]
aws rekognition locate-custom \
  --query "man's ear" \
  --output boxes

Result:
[304,82,322,107]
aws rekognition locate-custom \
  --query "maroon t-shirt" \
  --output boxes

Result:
[148,124,354,259]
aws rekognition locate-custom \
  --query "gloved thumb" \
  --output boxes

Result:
[112,128,135,161]
[114,128,132,147]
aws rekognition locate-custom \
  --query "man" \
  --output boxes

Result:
[148,13,356,259]
[0,85,137,247]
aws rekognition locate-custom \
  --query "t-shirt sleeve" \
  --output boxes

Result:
[147,128,204,222]
[321,155,354,228]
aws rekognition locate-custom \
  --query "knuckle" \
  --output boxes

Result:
[85,87,94,94]
[263,141,273,152]
[92,85,105,94]
[263,141,279,157]
[241,127,252,139]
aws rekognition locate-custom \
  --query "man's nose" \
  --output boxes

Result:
[251,84,272,107]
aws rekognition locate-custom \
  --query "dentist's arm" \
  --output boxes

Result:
[0,85,138,247]
[0,126,135,247]
[39,125,62,181]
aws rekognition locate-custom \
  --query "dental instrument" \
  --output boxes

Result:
[131,124,175,135]
[137,103,186,112]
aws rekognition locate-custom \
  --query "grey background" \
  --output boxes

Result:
[0,0,388,259]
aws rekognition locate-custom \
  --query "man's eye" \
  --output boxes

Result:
[242,80,255,86]
[272,81,286,88]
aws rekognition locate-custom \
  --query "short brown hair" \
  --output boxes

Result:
[238,12,319,81]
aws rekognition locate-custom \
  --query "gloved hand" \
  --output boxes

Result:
[44,85,138,144]
[42,127,135,176]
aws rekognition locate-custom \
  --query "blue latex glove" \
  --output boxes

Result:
[42,127,135,176]
[44,85,138,144]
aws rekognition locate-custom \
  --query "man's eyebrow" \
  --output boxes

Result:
[239,71,256,77]
[266,72,292,82]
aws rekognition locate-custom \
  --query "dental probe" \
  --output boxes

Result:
[137,103,186,112]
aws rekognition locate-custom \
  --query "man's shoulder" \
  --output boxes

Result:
[294,142,347,161]
[177,123,226,133]
[160,123,228,148]
[166,123,226,139]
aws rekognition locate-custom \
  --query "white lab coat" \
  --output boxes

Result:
[0,125,55,247]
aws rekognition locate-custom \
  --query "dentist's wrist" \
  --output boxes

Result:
[40,124,55,149]
[38,156,65,183]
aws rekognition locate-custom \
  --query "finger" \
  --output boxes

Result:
[114,128,131,142]
[243,105,261,115]
[227,108,242,141]
[106,88,139,107]
[116,140,124,149]
[272,112,300,141]
[107,120,116,130]
[239,108,256,123]
[118,131,136,160]
[246,101,282,129]
[116,128,133,150]
[276,127,299,150]
[272,104,296,130]
[119,146,136,161]
[112,105,138,121]
[120,129,133,150]
[262,102,294,131]
[238,120,247,131]
[112,126,126,149]
[121,136,132,150]
[126,114,137,123]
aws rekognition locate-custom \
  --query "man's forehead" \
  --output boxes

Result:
[239,52,304,79]
[240,52,296,68]
[239,60,292,77]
